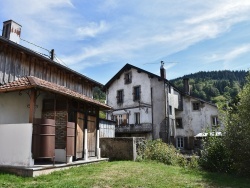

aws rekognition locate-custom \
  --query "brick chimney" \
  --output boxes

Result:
[183,78,190,94]
[2,20,22,44]
[160,61,166,79]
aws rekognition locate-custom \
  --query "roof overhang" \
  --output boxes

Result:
[0,76,111,110]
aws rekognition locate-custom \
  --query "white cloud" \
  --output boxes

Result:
[2,0,250,74]
[186,1,250,25]
[205,44,250,63]
[76,21,109,39]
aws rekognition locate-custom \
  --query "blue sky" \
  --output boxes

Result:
[1,0,250,84]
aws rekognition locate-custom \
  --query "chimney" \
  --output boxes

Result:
[2,20,22,44]
[183,78,190,94]
[160,61,166,79]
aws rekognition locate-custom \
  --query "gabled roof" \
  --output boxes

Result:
[0,76,111,110]
[104,63,176,89]
[104,63,217,107]
[0,36,103,87]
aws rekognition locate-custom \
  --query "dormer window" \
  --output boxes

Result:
[124,72,132,84]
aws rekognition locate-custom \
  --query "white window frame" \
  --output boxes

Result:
[212,116,219,127]
[176,137,184,149]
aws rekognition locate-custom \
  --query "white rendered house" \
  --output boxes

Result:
[104,63,221,150]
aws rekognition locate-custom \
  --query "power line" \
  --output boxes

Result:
[20,37,50,52]
[34,50,51,58]
[143,61,179,65]
[0,28,69,67]
[54,54,68,67]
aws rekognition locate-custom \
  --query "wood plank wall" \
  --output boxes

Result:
[0,42,93,97]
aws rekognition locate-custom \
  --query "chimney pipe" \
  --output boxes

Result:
[2,20,22,44]
[183,78,190,94]
[160,61,166,79]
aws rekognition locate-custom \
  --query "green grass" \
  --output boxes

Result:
[0,161,249,188]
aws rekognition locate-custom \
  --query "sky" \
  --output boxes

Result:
[0,0,250,84]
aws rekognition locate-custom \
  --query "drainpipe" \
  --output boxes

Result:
[166,83,170,144]
[151,87,154,139]
[164,81,170,143]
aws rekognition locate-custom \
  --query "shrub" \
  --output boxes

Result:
[199,133,232,173]
[136,139,198,168]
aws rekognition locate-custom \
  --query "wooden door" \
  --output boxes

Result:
[76,112,84,159]
[87,116,96,157]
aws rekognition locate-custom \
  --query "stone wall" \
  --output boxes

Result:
[42,110,67,149]
[100,137,145,161]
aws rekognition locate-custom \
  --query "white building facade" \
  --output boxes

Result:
[104,63,221,150]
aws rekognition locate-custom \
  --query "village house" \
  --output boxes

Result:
[104,63,221,151]
[0,20,111,170]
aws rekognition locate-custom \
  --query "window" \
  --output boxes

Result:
[117,90,124,104]
[118,115,123,125]
[133,85,141,101]
[135,112,140,125]
[168,85,171,93]
[115,114,128,126]
[124,72,132,84]
[169,105,172,115]
[192,102,200,110]
[212,116,219,126]
[176,137,184,149]
[176,118,183,129]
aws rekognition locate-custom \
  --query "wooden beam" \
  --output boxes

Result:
[29,89,37,123]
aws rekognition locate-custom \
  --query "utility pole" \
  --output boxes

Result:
[50,49,54,61]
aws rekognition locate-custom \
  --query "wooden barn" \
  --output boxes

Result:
[0,20,111,168]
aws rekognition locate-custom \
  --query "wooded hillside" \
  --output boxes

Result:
[171,70,248,103]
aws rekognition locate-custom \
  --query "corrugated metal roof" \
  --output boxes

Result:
[194,132,222,138]
[0,76,111,110]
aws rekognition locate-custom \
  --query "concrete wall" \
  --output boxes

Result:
[0,91,44,124]
[100,137,144,161]
[150,78,166,140]
[0,123,34,167]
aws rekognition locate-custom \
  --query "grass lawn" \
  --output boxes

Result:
[0,161,249,188]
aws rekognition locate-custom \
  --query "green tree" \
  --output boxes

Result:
[223,74,250,175]
[200,72,250,176]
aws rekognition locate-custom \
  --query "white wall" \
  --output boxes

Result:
[0,91,44,124]
[176,96,219,137]
[0,123,34,167]
[107,68,152,109]
[107,68,152,124]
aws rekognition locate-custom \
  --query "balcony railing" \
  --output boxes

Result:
[115,123,152,133]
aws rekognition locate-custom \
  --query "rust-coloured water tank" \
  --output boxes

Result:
[66,122,75,157]
[32,118,55,160]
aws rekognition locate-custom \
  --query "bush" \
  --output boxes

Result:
[199,133,232,173]
[137,139,198,168]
